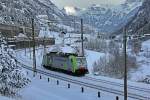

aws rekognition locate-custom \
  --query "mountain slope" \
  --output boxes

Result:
[114,0,150,36]
[126,0,150,35]
[0,0,68,27]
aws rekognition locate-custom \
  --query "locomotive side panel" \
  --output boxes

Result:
[42,53,88,75]
[42,55,48,66]
[51,56,74,72]
[42,54,52,67]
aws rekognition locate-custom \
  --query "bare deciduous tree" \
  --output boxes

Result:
[93,42,137,78]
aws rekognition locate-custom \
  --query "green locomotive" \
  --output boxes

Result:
[42,50,88,75]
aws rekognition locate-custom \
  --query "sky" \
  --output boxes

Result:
[50,0,126,9]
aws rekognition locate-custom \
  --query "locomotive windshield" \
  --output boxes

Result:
[76,57,87,67]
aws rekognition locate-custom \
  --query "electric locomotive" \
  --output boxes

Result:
[42,47,88,75]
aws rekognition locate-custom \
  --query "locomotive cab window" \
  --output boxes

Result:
[71,59,73,62]
[76,57,87,67]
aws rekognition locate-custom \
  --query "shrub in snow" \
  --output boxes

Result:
[93,44,137,78]
[131,39,142,55]
[142,75,150,84]
[0,37,30,96]
[143,48,150,58]
[84,38,107,52]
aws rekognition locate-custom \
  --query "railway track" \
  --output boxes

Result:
[16,60,150,100]
[84,76,150,94]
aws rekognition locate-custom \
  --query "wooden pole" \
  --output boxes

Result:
[29,38,31,59]
[32,18,36,74]
[43,36,46,55]
[98,91,100,98]
[116,96,119,100]
[81,19,84,57]
[123,27,127,100]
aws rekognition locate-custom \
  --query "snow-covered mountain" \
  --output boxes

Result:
[62,6,81,16]
[0,0,68,27]
[73,0,143,33]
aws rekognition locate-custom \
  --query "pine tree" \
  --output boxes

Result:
[0,35,30,96]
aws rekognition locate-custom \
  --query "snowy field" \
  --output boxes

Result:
[14,46,150,100]
[12,29,150,100]
[1,38,150,100]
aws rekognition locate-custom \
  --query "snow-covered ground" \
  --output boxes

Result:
[130,40,150,82]
[12,26,150,100]
[0,96,14,100]
[14,47,150,100]
[19,69,130,100]
[3,48,150,100]
[16,25,150,82]
[14,43,150,100]
[85,50,105,74]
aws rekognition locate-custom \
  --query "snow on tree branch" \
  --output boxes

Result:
[0,35,30,97]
